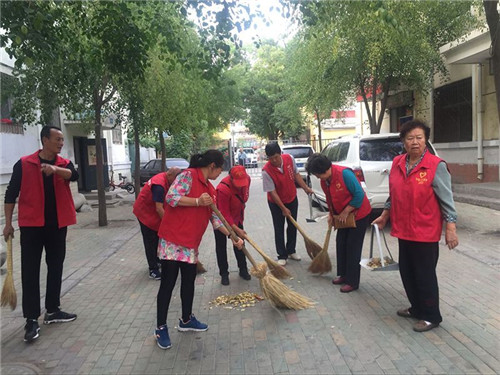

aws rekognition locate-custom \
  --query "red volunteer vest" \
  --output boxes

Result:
[158,168,216,249]
[263,153,297,204]
[133,172,170,231]
[18,150,76,228]
[216,175,250,226]
[320,165,371,220]
[389,152,444,242]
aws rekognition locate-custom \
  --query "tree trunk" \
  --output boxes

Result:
[314,107,323,151]
[94,106,108,227]
[159,130,166,172]
[134,123,141,199]
[484,0,500,121]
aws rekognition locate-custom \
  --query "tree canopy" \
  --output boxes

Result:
[287,0,479,134]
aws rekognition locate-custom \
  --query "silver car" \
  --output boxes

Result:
[282,144,314,180]
[309,133,438,212]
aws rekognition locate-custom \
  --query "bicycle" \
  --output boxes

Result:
[107,172,135,194]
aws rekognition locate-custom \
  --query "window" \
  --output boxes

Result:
[282,146,314,159]
[322,142,349,162]
[1,73,23,134]
[360,138,404,161]
[434,78,472,143]
[144,161,154,170]
[112,128,122,144]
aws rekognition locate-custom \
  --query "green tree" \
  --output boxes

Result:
[1,0,253,225]
[244,41,304,140]
[289,0,479,134]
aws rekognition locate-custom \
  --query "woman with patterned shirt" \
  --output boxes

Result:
[154,150,243,350]
[373,120,459,333]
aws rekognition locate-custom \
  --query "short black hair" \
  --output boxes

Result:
[40,126,62,143]
[306,153,331,175]
[265,142,281,157]
[399,119,430,141]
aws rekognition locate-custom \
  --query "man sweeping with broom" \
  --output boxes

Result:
[262,143,313,266]
[3,126,79,343]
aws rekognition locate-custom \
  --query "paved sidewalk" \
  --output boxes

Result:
[1,174,499,374]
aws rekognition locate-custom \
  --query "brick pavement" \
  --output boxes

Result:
[1,173,499,374]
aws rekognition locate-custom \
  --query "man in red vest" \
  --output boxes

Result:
[262,143,313,265]
[214,165,251,285]
[3,126,79,343]
[133,167,181,280]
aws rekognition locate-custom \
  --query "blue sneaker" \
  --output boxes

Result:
[155,325,172,349]
[178,315,208,332]
[149,269,161,280]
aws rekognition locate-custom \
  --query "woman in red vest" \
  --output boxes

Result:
[214,165,251,285]
[154,150,243,350]
[306,154,372,293]
[133,167,181,280]
[373,120,459,332]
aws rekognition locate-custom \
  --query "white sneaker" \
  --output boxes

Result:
[277,259,287,266]
[289,253,301,261]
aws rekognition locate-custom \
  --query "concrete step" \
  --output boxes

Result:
[453,192,500,211]
[82,191,120,201]
[452,182,500,200]
[87,200,122,208]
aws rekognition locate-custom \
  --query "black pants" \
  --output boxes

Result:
[398,239,442,324]
[20,226,68,319]
[214,224,248,276]
[138,220,160,271]
[157,259,197,327]
[335,215,370,288]
[268,197,298,260]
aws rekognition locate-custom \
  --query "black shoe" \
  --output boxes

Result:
[221,275,230,285]
[43,310,77,325]
[239,269,251,281]
[24,319,40,343]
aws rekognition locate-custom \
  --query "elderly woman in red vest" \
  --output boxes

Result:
[133,167,181,280]
[373,120,459,333]
[306,153,372,293]
[154,150,243,350]
[214,165,251,285]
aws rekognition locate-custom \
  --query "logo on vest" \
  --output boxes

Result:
[415,171,428,184]
[335,182,343,191]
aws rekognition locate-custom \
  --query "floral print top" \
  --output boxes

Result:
[157,169,223,264]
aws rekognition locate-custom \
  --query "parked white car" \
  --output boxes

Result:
[235,148,258,168]
[282,144,314,180]
[309,133,438,212]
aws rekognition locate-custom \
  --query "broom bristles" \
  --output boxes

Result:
[1,275,17,310]
[308,249,332,275]
[196,261,207,274]
[250,263,313,310]
[268,264,291,279]
[305,238,322,259]
[1,237,17,310]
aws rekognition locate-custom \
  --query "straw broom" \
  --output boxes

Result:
[308,223,333,275]
[287,215,322,259]
[1,236,17,310]
[196,261,207,274]
[243,235,291,279]
[210,204,314,310]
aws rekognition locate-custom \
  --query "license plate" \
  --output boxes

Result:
[297,163,304,167]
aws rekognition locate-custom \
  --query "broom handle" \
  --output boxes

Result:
[287,215,314,242]
[7,236,13,275]
[244,235,271,261]
[209,204,259,268]
[322,224,333,251]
